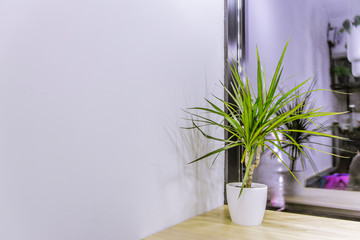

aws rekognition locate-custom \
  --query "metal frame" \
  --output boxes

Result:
[224,0,246,203]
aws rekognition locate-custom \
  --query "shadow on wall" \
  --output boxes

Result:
[165,109,224,219]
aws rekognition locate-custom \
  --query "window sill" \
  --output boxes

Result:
[279,188,360,220]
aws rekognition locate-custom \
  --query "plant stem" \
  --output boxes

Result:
[290,147,295,171]
[244,145,261,188]
[254,145,261,168]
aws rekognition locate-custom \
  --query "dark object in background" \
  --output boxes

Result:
[347,152,360,191]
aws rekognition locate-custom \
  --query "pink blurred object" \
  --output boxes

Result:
[324,173,349,190]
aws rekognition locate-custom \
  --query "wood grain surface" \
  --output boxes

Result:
[143,205,360,240]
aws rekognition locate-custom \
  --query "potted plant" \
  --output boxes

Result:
[272,81,326,196]
[341,15,360,76]
[185,42,346,226]
[332,65,351,84]
[341,15,360,35]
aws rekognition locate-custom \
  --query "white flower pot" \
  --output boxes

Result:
[226,182,268,226]
[347,25,360,77]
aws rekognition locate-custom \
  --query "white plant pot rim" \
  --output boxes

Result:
[227,182,267,189]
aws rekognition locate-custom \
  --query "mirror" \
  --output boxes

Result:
[244,0,360,219]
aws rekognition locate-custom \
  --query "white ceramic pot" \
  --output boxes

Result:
[226,182,267,226]
[347,25,360,76]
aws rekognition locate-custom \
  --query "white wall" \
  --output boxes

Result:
[246,0,335,177]
[0,1,225,239]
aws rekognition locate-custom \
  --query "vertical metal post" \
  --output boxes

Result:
[224,0,246,203]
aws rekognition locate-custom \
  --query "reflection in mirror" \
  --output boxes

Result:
[326,0,360,193]
[246,0,360,219]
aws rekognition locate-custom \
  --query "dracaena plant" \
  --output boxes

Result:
[185,42,346,196]
[276,81,350,174]
[274,80,326,173]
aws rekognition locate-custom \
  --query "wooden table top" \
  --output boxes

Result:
[143,205,360,240]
